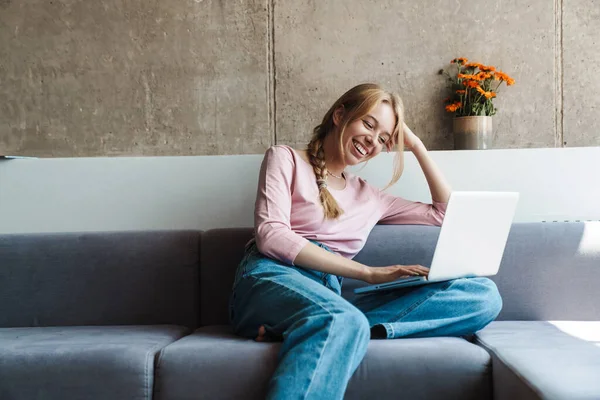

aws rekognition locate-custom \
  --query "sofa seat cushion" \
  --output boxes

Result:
[475,321,600,400]
[154,325,492,400]
[0,325,189,400]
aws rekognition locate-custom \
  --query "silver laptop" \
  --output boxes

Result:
[354,191,519,295]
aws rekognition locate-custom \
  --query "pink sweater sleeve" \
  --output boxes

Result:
[254,146,310,265]
[378,189,448,226]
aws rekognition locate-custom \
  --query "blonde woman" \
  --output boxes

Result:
[229,83,501,400]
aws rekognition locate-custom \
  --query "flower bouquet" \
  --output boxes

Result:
[441,58,515,149]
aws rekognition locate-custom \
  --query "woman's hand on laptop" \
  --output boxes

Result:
[364,265,429,284]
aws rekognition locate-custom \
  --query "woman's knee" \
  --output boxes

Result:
[456,277,503,324]
[330,307,371,344]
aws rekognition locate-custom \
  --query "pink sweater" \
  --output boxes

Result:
[254,145,447,265]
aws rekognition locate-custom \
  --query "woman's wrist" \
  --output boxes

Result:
[343,258,372,282]
[359,264,372,283]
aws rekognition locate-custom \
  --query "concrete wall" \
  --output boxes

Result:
[1,0,598,157]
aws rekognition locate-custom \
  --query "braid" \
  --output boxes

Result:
[308,138,327,184]
[307,136,344,219]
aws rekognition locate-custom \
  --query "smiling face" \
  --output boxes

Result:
[335,101,397,166]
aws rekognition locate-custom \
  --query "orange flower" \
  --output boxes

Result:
[494,71,506,80]
[445,101,462,112]
[443,59,513,113]
[464,62,483,69]
[451,57,468,64]
[479,65,496,72]
[494,70,516,86]
[476,86,497,99]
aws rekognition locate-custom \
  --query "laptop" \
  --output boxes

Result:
[354,191,519,295]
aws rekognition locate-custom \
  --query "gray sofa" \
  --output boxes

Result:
[1,222,599,400]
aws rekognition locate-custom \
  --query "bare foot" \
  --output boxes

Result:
[255,325,267,342]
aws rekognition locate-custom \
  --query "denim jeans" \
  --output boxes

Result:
[228,241,502,400]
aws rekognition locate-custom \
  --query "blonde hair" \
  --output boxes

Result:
[307,83,405,219]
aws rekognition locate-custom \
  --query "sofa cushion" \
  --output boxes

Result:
[0,325,189,400]
[0,230,201,328]
[475,321,600,400]
[154,325,491,400]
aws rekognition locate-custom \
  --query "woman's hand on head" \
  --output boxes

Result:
[402,122,423,151]
[364,264,429,284]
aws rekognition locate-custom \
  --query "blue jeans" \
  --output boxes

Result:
[228,241,502,400]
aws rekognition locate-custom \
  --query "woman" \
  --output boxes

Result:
[229,83,502,399]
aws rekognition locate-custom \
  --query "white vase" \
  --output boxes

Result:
[453,116,493,150]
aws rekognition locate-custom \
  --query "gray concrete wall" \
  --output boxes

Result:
[1,0,598,157]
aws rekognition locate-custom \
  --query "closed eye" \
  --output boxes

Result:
[363,120,373,130]
[379,135,390,144]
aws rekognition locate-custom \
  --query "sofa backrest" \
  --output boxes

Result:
[199,228,254,326]
[200,222,600,326]
[350,222,600,321]
[0,230,201,328]
[2,223,597,329]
